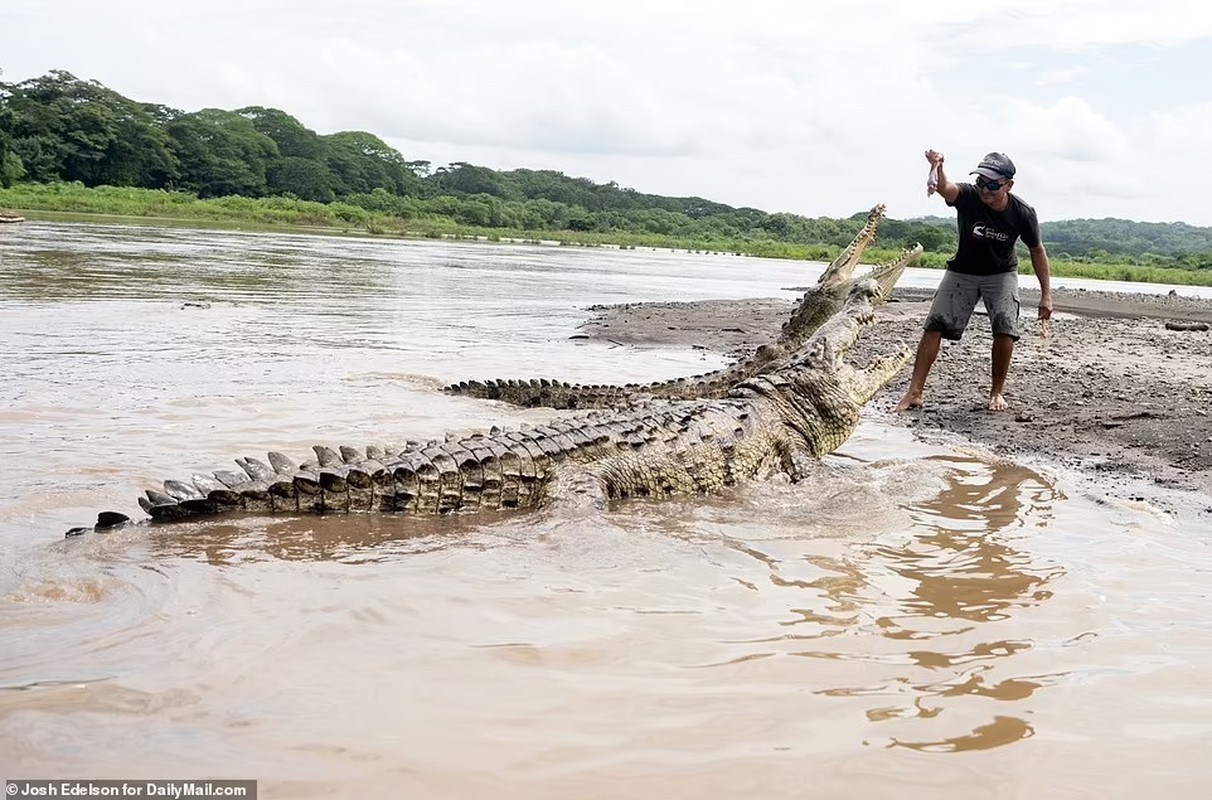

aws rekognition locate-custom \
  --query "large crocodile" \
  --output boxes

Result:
[444,204,922,409]
[66,276,910,535]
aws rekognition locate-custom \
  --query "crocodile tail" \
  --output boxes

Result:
[71,429,593,532]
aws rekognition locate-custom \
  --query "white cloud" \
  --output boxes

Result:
[1035,66,1089,86]
[1152,102,1212,148]
[984,0,1212,49]
[275,39,704,157]
[2,0,1212,224]
[1001,97,1132,163]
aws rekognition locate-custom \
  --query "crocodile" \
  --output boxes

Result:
[443,204,922,409]
[66,276,909,535]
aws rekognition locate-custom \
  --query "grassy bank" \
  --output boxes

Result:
[3,182,1211,287]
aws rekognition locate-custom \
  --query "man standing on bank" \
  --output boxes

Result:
[895,149,1054,413]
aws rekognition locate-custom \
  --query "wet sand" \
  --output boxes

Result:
[582,284,1212,518]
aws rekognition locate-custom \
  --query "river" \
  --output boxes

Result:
[2,221,1210,798]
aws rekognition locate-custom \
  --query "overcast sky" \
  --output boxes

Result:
[4,0,1211,225]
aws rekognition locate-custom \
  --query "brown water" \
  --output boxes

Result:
[2,222,1211,798]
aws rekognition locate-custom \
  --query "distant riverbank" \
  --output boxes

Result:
[3,182,1211,287]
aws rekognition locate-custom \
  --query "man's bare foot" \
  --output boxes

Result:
[988,393,1009,412]
[895,391,924,412]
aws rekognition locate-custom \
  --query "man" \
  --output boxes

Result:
[895,149,1053,413]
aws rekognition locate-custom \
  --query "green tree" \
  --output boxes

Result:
[1,70,177,187]
[0,151,24,187]
[165,108,278,197]
[0,86,25,187]
[323,130,423,196]
[235,106,325,159]
[235,106,340,198]
[434,162,508,197]
[913,225,950,252]
[269,155,335,202]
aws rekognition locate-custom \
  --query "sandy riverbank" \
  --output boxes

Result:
[581,285,1212,519]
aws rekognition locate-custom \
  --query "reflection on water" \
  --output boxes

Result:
[667,455,1068,755]
[857,459,1066,753]
[3,221,1212,797]
[145,510,523,565]
[879,458,1062,625]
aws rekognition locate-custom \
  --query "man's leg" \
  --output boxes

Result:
[895,271,977,412]
[895,331,942,411]
[989,334,1014,411]
[983,272,1022,412]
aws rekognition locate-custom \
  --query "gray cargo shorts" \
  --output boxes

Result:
[924,269,1021,341]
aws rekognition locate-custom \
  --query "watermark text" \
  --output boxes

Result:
[6,780,256,799]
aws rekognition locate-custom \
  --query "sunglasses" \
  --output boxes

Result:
[976,176,1009,192]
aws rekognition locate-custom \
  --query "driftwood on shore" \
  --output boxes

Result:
[1165,320,1210,332]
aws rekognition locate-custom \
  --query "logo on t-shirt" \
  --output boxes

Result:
[972,223,1011,242]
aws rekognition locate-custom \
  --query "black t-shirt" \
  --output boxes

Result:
[945,183,1042,275]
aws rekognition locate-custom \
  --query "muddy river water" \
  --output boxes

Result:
[2,222,1211,798]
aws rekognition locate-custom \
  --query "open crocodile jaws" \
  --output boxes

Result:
[67,280,908,534]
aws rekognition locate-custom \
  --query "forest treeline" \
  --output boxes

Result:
[2,70,1211,272]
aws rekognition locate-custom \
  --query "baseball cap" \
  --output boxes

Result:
[970,152,1016,180]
